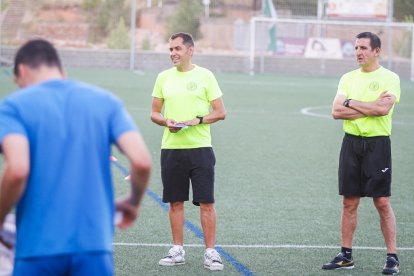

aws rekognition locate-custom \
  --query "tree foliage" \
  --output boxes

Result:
[394,0,414,22]
[84,0,130,43]
[82,0,101,10]
[106,17,130,49]
[273,0,318,17]
[165,0,203,41]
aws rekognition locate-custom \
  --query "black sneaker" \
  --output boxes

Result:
[382,256,399,275]
[322,252,354,270]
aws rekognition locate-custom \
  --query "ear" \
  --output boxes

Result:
[14,64,30,88]
[374,47,381,56]
[188,46,194,56]
[16,64,29,78]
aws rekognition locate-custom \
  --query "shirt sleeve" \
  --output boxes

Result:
[109,98,138,143]
[0,99,27,144]
[336,74,348,97]
[206,71,223,102]
[151,73,164,99]
[387,73,401,104]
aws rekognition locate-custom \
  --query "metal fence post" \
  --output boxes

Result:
[130,0,137,71]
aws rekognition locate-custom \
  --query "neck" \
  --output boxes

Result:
[28,68,64,86]
[361,63,380,73]
[176,62,194,72]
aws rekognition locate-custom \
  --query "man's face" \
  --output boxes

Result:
[169,37,193,68]
[354,38,379,68]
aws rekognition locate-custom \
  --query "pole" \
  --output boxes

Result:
[249,18,256,75]
[317,0,323,37]
[411,26,414,81]
[129,0,136,71]
[0,0,3,59]
[386,0,393,69]
[203,0,210,19]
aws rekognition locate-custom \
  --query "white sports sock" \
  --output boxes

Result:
[206,248,215,254]
[173,244,183,250]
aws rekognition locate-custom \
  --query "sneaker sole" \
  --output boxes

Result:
[336,265,354,270]
[382,270,399,275]
[322,265,354,270]
[204,264,224,271]
[158,260,185,266]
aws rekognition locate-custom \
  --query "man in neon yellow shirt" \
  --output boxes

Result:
[322,32,400,275]
[151,32,226,271]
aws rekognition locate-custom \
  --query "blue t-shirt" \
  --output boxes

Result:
[0,79,137,258]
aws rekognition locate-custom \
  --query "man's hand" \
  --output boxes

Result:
[115,198,140,229]
[180,118,200,127]
[377,91,393,102]
[165,118,182,133]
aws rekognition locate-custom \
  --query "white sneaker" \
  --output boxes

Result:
[159,246,185,266]
[204,249,224,271]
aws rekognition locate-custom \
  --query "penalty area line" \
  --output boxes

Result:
[301,105,414,125]
[113,242,414,251]
[300,106,331,119]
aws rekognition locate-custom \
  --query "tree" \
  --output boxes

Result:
[166,0,203,41]
[106,18,130,49]
[84,0,130,43]
[273,0,318,17]
[394,0,414,22]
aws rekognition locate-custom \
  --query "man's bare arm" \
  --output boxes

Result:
[0,135,30,226]
[115,131,152,229]
[332,94,365,120]
[348,92,396,117]
[181,97,226,126]
[150,96,181,133]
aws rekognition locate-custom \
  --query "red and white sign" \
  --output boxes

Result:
[326,0,388,20]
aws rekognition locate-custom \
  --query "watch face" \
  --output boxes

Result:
[344,100,349,107]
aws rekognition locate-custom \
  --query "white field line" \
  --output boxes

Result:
[113,242,414,251]
[300,106,331,119]
[128,105,413,125]
[301,105,414,125]
[220,80,337,88]
[127,106,288,115]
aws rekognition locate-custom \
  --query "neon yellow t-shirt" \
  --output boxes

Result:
[152,65,223,149]
[337,66,400,137]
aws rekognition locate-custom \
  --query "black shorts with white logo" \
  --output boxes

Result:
[161,147,216,206]
[338,133,392,197]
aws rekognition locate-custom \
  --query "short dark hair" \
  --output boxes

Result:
[356,32,381,50]
[169,32,194,47]
[14,39,62,77]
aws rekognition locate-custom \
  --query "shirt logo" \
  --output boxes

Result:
[369,81,379,91]
[187,82,197,91]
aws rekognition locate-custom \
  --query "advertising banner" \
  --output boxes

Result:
[304,38,343,59]
[326,0,388,20]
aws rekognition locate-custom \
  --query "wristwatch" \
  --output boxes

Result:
[196,116,203,124]
[343,99,351,107]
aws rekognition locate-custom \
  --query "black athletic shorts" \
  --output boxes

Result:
[338,133,392,197]
[161,147,216,206]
